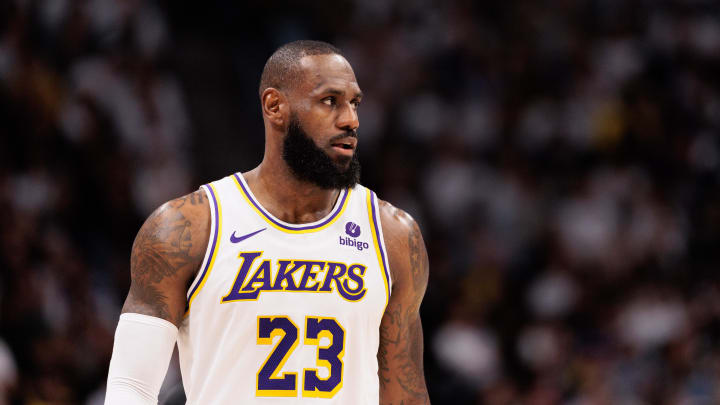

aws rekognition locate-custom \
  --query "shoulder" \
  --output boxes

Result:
[160,188,211,224]
[132,188,211,277]
[377,199,428,290]
[124,188,212,324]
[377,199,418,245]
[144,188,210,238]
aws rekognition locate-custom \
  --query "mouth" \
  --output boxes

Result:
[330,136,357,152]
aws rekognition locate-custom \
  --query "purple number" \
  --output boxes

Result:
[257,317,298,395]
[256,316,345,398]
[303,318,345,397]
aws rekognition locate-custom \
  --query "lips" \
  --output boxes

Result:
[330,136,357,151]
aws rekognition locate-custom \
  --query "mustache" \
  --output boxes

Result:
[328,130,358,143]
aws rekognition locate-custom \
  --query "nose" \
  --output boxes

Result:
[336,103,359,131]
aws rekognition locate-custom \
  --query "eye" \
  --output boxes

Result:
[351,100,361,109]
[322,96,336,106]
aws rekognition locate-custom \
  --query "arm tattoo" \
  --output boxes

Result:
[189,190,206,205]
[399,222,429,400]
[379,216,430,404]
[129,209,192,282]
[378,307,399,389]
[123,191,205,324]
[379,308,429,403]
[167,189,205,209]
[395,317,426,399]
[126,282,171,320]
[408,221,429,291]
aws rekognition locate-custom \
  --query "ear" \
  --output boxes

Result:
[261,88,288,127]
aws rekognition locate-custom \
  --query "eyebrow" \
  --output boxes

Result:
[314,85,363,99]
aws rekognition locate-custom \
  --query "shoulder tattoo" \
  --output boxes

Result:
[123,191,205,323]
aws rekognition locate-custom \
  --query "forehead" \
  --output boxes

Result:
[296,54,361,95]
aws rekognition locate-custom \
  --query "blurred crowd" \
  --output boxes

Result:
[1,0,720,404]
[0,0,191,403]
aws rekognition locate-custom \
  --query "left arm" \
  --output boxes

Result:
[377,200,430,404]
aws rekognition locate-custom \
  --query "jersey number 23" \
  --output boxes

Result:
[257,315,345,398]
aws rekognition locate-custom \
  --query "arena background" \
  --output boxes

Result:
[1,1,720,404]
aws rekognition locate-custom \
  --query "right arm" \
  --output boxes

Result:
[105,189,210,404]
[122,189,210,325]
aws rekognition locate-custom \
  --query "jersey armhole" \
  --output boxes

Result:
[185,183,222,314]
[367,189,392,306]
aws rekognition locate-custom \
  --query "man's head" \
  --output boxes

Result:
[259,40,362,189]
[259,40,343,99]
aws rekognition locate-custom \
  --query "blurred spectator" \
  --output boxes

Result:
[0,338,17,405]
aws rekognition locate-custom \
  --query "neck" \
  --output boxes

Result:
[243,158,342,224]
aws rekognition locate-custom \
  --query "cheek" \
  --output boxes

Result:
[293,99,313,113]
[305,111,336,132]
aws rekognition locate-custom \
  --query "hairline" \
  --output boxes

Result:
[259,41,345,98]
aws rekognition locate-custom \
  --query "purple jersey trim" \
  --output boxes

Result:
[370,191,391,291]
[187,184,220,301]
[232,173,348,231]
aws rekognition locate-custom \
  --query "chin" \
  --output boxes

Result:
[333,157,353,168]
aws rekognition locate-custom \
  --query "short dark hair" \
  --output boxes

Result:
[259,40,343,98]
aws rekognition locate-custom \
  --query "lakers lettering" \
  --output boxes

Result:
[222,252,368,303]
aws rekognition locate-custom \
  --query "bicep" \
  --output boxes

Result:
[122,190,210,326]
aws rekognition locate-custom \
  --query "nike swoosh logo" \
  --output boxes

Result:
[230,228,266,244]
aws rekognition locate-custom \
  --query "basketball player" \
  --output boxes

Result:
[105,40,430,404]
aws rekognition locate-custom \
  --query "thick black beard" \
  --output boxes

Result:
[281,116,361,190]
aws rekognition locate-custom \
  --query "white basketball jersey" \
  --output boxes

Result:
[177,173,392,404]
